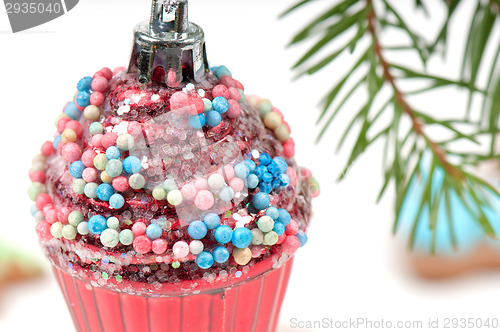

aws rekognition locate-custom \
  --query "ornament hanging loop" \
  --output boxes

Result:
[127,0,208,86]
[150,0,188,35]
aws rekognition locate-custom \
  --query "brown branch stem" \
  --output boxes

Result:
[366,0,460,177]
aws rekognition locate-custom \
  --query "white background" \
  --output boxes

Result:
[2,1,500,331]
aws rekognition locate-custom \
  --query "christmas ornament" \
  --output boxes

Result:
[28,1,318,331]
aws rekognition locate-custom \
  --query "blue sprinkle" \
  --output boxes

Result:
[69,161,85,179]
[146,223,162,240]
[258,182,272,194]
[88,215,107,234]
[64,102,82,120]
[259,153,271,166]
[30,205,39,217]
[235,271,242,278]
[232,227,253,249]
[123,156,141,174]
[267,161,281,177]
[189,113,206,129]
[254,165,267,180]
[203,213,220,230]
[76,91,91,108]
[106,146,121,160]
[265,206,280,220]
[246,174,259,189]
[213,65,232,79]
[196,251,214,269]
[234,163,250,179]
[109,193,125,209]
[272,178,281,189]
[188,220,207,239]
[96,183,115,201]
[213,246,230,263]
[101,257,109,265]
[77,76,93,92]
[214,225,233,244]
[206,110,222,127]
[273,222,285,236]
[279,173,290,187]
[68,262,74,269]
[277,209,291,226]
[296,230,308,247]
[262,172,273,183]
[273,157,288,173]
[243,159,256,173]
[53,135,62,149]
[212,97,229,114]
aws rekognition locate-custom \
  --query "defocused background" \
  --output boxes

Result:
[2,1,500,331]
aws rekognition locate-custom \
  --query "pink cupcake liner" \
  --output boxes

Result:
[52,259,294,332]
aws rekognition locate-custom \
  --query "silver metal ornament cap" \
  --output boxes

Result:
[127,0,208,87]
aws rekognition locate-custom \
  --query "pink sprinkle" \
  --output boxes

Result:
[36,221,53,241]
[57,116,71,134]
[90,134,103,149]
[112,176,129,192]
[187,94,204,115]
[282,235,300,255]
[35,193,52,210]
[167,68,180,88]
[91,76,108,92]
[82,168,98,182]
[133,235,152,254]
[226,99,241,118]
[127,121,143,137]
[113,66,125,75]
[218,164,234,182]
[276,233,287,245]
[45,208,57,224]
[57,207,72,224]
[234,79,244,91]
[169,91,188,114]
[285,219,299,236]
[41,141,56,156]
[212,85,230,99]
[300,168,312,179]
[95,67,113,80]
[180,182,197,201]
[251,245,265,258]
[132,222,147,236]
[228,87,240,101]
[152,239,168,255]
[195,178,208,191]
[62,142,82,163]
[218,76,237,88]
[229,177,244,193]
[81,150,97,167]
[172,241,189,258]
[282,139,295,158]
[101,132,118,149]
[194,190,214,210]
[90,91,105,106]
[29,170,46,183]
[65,120,83,138]
[42,204,55,214]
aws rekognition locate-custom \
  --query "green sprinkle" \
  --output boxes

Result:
[172,261,180,269]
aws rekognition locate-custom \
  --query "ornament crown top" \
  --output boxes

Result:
[127,0,208,87]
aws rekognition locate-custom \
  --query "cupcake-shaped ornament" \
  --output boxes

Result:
[28,1,318,331]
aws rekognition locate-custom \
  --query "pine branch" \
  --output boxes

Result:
[283,0,500,251]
